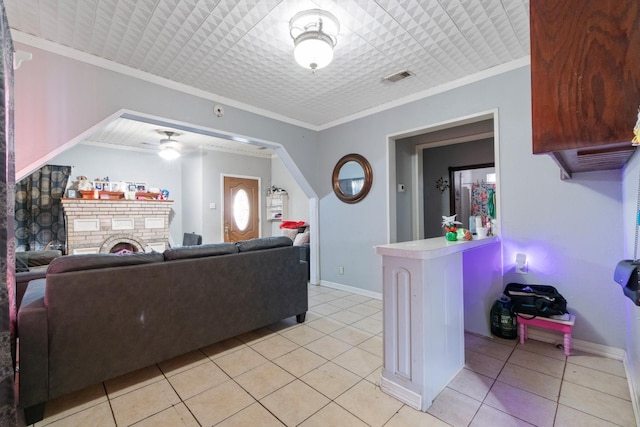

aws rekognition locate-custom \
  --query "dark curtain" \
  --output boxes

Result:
[15,165,71,251]
[0,0,16,423]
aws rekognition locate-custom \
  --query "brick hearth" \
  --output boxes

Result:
[61,199,173,255]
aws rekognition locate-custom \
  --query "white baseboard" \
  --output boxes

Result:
[524,326,625,360]
[380,376,422,411]
[318,280,382,300]
[623,354,640,427]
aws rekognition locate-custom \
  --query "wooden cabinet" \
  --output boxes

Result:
[530,0,640,178]
[266,192,287,221]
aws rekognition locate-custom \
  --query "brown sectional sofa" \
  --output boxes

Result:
[17,236,308,424]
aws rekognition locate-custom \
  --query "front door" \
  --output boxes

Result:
[223,176,260,242]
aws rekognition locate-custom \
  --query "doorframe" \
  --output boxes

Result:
[220,174,262,240]
[385,109,502,243]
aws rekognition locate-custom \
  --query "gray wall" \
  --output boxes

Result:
[13,42,319,189]
[199,150,271,242]
[422,138,494,238]
[14,42,629,350]
[318,65,626,349]
[181,151,204,240]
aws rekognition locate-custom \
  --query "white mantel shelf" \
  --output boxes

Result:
[376,235,501,412]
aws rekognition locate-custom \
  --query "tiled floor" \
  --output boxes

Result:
[20,284,637,427]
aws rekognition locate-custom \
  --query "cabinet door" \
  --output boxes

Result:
[531,0,640,154]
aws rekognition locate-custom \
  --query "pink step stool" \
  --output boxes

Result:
[517,313,575,356]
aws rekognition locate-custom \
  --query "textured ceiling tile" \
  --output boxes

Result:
[5,0,531,126]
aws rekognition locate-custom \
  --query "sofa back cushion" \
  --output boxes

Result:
[163,242,238,261]
[46,252,164,274]
[17,250,63,267]
[236,236,293,252]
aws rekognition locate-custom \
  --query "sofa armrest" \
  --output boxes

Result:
[16,268,47,309]
[17,279,48,411]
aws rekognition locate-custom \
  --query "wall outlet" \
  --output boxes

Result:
[339,266,344,275]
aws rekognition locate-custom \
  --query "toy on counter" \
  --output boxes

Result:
[441,214,462,241]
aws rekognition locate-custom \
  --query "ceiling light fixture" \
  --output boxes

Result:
[289,9,339,72]
[157,130,182,160]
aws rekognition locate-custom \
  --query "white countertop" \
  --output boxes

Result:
[375,235,499,260]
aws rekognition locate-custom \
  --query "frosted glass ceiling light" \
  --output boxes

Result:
[289,9,339,72]
[157,131,182,160]
[158,146,180,160]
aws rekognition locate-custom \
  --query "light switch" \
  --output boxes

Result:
[209,203,216,209]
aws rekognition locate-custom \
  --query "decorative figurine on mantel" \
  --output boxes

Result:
[442,214,462,241]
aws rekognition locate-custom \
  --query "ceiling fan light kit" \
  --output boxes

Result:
[158,146,181,160]
[289,9,339,71]
[157,130,182,160]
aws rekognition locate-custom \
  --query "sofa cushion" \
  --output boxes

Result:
[236,236,293,252]
[17,250,62,267]
[46,252,164,274]
[163,243,238,261]
[281,228,299,242]
[16,257,30,273]
[293,231,310,246]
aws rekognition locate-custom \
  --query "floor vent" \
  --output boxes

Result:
[383,70,413,83]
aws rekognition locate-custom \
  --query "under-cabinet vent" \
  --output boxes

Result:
[577,146,636,167]
[383,70,413,83]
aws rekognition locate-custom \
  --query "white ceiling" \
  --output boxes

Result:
[5,0,530,153]
[82,116,274,158]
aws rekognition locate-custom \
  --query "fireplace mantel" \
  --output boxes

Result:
[61,198,174,255]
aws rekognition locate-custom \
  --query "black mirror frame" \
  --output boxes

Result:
[331,153,373,204]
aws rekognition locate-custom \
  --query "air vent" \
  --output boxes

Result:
[383,70,413,83]
[577,146,636,167]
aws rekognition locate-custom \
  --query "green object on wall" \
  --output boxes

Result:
[488,188,495,218]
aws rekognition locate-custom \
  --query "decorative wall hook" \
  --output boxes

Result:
[435,177,449,193]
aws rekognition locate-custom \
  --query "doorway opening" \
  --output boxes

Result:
[389,111,499,243]
[448,163,495,231]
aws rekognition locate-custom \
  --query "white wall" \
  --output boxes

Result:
[622,150,640,408]
[318,65,626,349]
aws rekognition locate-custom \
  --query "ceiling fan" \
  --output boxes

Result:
[156,130,182,160]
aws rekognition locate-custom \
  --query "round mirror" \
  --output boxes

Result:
[332,153,373,204]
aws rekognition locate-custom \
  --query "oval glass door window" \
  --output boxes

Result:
[233,189,250,231]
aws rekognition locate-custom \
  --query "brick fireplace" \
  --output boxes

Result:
[61,199,173,255]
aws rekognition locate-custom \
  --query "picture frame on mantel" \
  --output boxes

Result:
[135,182,147,192]
[109,181,126,192]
